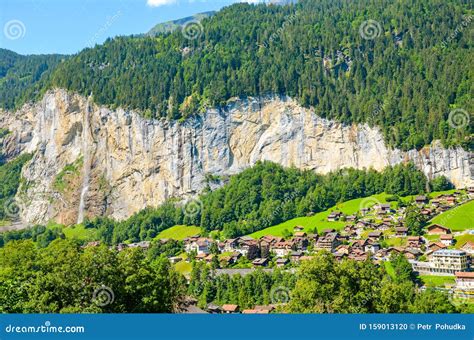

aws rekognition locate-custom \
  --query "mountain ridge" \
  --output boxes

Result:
[146,11,215,36]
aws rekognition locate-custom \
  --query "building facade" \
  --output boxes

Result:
[412,250,469,276]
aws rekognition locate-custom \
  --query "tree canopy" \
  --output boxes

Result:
[287,252,456,313]
[0,239,185,313]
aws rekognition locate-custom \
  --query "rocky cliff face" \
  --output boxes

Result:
[1,89,472,225]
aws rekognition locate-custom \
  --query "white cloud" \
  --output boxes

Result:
[146,0,270,8]
[147,0,177,7]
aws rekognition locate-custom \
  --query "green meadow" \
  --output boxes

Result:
[156,225,201,240]
[52,223,98,241]
[419,275,455,288]
[248,190,465,239]
[250,193,389,238]
[430,200,474,231]
[454,233,474,249]
[174,253,192,275]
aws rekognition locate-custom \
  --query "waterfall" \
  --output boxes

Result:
[77,99,93,224]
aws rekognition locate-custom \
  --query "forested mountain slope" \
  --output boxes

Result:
[0,0,472,150]
[147,11,215,36]
[0,49,65,109]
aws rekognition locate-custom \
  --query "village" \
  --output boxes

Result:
[175,189,474,313]
[82,188,474,313]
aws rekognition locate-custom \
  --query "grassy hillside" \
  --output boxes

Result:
[174,253,192,276]
[454,233,474,249]
[249,189,461,238]
[419,275,456,288]
[59,224,98,241]
[156,225,201,240]
[430,200,474,231]
[250,193,389,238]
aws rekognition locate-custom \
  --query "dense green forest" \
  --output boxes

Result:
[1,0,472,150]
[0,49,65,109]
[189,261,297,309]
[0,161,447,248]
[288,253,456,313]
[0,239,184,313]
[0,225,65,248]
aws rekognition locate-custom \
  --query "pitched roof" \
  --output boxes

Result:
[254,305,275,312]
[428,242,447,249]
[407,236,421,241]
[252,258,268,265]
[461,241,474,248]
[196,238,211,246]
[276,258,289,264]
[427,224,451,232]
[324,232,338,241]
[240,236,254,241]
[222,304,239,312]
[455,272,474,279]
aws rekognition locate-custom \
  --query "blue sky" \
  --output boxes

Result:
[0,0,259,55]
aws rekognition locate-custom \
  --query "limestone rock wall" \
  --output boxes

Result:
[1,89,472,224]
